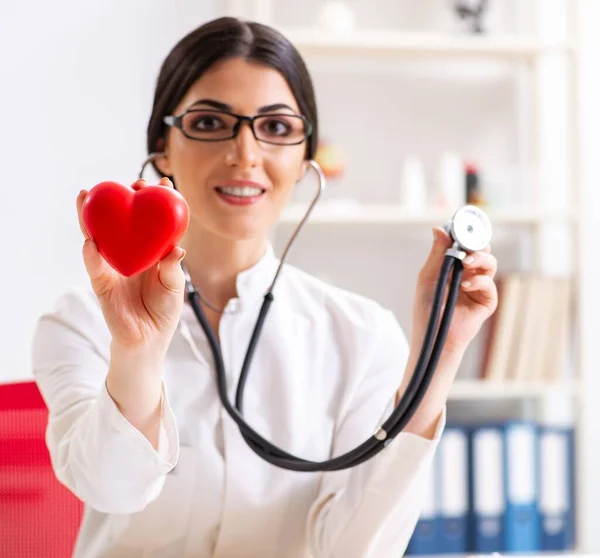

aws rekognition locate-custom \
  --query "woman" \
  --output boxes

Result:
[32,16,498,558]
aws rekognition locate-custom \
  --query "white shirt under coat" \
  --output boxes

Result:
[32,245,446,558]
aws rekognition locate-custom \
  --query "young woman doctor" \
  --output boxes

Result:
[32,16,498,558]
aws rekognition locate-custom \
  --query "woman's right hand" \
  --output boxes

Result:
[76,177,186,359]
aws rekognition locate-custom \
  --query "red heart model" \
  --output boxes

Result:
[81,181,190,277]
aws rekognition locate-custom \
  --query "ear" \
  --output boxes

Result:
[153,139,172,176]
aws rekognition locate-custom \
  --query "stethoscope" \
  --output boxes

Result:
[139,153,493,472]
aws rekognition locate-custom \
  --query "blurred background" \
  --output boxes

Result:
[1,0,600,556]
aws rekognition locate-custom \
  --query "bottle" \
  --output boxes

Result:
[398,154,427,211]
[435,151,466,211]
[316,1,356,34]
[465,161,485,206]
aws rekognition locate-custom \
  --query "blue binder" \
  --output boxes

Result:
[568,427,576,549]
[438,426,469,554]
[469,424,505,553]
[539,424,575,551]
[503,420,541,552]
[407,516,439,555]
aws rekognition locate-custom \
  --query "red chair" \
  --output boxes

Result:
[0,381,83,557]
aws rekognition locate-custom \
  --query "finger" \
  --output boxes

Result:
[82,239,115,297]
[157,246,186,294]
[460,274,498,310]
[462,252,497,277]
[131,178,148,191]
[433,226,453,248]
[76,190,90,239]
[159,177,174,189]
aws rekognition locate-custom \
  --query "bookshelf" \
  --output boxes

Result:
[277,27,572,60]
[449,379,581,401]
[223,0,583,551]
[279,203,577,227]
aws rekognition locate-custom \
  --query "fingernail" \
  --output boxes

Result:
[178,248,186,262]
[432,228,438,243]
[462,280,471,288]
[464,256,475,265]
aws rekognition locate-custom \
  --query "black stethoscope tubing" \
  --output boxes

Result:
[137,153,469,472]
[187,254,464,472]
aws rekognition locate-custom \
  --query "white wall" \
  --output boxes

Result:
[0,0,219,381]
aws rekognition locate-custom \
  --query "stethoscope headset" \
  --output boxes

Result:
[139,153,493,472]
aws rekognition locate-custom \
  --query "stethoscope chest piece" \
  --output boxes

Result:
[445,205,493,253]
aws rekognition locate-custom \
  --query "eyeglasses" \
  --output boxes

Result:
[163,109,312,146]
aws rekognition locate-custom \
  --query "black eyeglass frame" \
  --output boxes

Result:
[163,108,313,146]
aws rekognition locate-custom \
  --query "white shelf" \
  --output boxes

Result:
[449,379,581,400]
[279,27,573,60]
[277,203,576,227]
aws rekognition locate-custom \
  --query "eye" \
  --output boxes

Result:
[190,114,225,132]
[259,116,294,137]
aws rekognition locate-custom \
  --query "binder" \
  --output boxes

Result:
[539,425,575,550]
[469,424,505,553]
[406,448,440,555]
[438,426,469,554]
[568,427,576,549]
[503,420,541,552]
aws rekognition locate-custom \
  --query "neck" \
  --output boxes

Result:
[180,220,268,312]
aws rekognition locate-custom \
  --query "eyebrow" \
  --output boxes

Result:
[187,98,298,114]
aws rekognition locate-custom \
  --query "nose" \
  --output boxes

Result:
[225,120,261,169]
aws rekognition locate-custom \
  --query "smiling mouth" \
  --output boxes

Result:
[215,186,266,198]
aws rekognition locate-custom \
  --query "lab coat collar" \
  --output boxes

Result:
[233,243,279,312]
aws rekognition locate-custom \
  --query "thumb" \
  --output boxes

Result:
[82,239,115,296]
[157,246,186,294]
[419,226,453,283]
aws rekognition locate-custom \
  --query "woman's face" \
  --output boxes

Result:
[157,57,309,242]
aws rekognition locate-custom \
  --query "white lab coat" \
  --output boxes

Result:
[32,245,445,558]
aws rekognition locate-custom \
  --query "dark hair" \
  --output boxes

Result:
[146,17,318,175]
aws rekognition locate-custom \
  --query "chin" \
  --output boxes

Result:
[216,221,270,243]
[192,205,278,243]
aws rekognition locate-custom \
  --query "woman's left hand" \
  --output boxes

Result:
[397,225,498,439]
[411,225,498,359]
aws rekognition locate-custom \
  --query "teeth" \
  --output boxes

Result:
[219,186,263,197]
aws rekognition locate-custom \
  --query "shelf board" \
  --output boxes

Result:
[449,379,580,400]
[280,27,572,59]
[277,204,576,227]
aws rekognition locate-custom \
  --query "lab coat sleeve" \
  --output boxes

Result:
[31,288,180,514]
[306,308,446,558]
